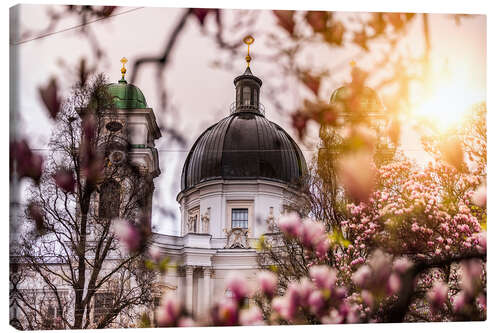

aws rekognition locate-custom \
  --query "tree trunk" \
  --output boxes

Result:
[73,184,93,328]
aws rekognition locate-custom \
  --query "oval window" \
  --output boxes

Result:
[106,121,123,132]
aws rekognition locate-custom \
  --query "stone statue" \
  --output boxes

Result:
[201,207,210,233]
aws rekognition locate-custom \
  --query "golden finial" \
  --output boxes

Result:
[243,35,255,67]
[120,57,128,81]
[349,60,357,68]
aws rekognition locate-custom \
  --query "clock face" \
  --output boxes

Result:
[109,150,126,165]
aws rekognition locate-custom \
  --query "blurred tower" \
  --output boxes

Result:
[320,62,395,167]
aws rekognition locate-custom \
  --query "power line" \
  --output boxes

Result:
[11,7,145,46]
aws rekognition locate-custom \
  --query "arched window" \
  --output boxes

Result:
[99,180,121,219]
[236,87,242,106]
[242,86,251,106]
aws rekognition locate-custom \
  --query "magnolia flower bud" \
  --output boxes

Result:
[53,168,76,193]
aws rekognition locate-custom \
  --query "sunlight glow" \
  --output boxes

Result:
[410,60,483,132]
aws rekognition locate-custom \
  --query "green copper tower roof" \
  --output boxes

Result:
[107,58,147,109]
[106,80,148,109]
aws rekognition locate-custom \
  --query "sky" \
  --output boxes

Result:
[11,5,486,235]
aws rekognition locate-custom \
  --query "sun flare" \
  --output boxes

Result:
[410,61,483,132]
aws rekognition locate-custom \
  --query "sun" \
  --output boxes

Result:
[410,61,483,132]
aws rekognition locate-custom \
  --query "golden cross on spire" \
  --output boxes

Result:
[120,57,128,81]
[243,35,255,68]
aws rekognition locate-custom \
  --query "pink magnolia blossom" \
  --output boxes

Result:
[225,273,250,302]
[393,257,412,274]
[212,299,238,326]
[301,218,326,248]
[148,245,162,262]
[53,168,76,193]
[10,139,44,183]
[271,296,293,321]
[239,305,264,326]
[321,308,344,324]
[315,237,331,258]
[460,259,483,297]
[352,265,371,288]
[427,281,449,312]
[387,273,401,295]
[309,265,337,291]
[178,317,196,327]
[475,231,486,253]
[471,184,486,207]
[156,294,181,327]
[256,270,277,298]
[338,151,376,203]
[277,212,303,238]
[453,291,467,313]
[308,290,326,315]
[361,290,374,308]
[113,219,141,252]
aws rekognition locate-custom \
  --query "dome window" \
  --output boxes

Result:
[242,86,251,106]
[231,208,248,229]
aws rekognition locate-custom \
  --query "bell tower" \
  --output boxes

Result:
[100,57,161,230]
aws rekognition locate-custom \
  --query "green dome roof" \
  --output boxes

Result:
[107,80,147,109]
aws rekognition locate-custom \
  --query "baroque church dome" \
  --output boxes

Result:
[180,67,307,191]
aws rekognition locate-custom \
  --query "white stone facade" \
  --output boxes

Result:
[152,178,300,317]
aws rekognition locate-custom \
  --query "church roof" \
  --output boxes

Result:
[181,37,307,192]
[107,80,148,109]
[180,111,307,191]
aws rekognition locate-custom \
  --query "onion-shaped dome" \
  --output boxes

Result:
[330,85,384,116]
[180,111,307,191]
[107,79,147,109]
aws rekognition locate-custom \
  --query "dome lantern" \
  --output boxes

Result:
[232,36,264,115]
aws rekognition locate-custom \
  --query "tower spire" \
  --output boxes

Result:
[119,57,128,83]
[243,35,254,68]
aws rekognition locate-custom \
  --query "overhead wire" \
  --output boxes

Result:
[11,7,144,46]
